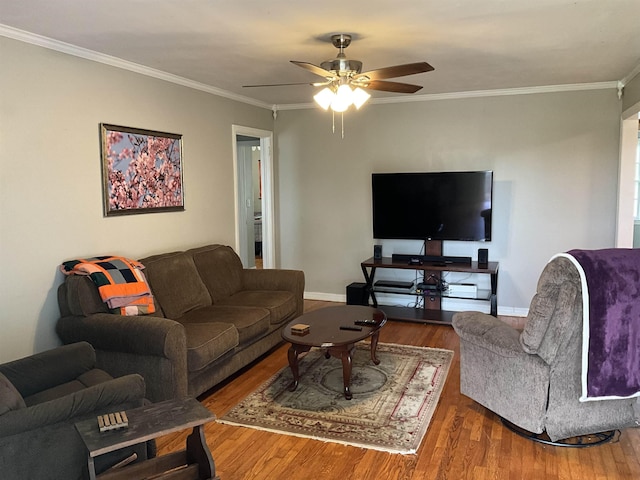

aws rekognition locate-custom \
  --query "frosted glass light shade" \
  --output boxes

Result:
[313,88,334,110]
[352,87,371,109]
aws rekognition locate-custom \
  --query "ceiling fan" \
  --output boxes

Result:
[245,34,434,112]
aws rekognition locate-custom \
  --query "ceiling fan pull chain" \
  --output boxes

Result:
[341,112,345,139]
[332,110,335,134]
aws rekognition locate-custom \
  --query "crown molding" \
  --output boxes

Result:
[621,62,640,86]
[0,24,273,110]
[278,81,619,111]
[0,24,624,113]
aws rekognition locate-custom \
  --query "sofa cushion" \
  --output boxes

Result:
[218,290,297,325]
[141,252,212,319]
[181,322,239,372]
[23,369,114,406]
[0,372,26,415]
[180,305,270,345]
[190,245,243,302]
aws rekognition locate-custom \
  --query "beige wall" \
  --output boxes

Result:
[275,89,622,312]
[0,37,273,361]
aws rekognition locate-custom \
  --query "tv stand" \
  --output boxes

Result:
[360,256,499,325]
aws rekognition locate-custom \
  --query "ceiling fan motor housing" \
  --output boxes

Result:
[320,58,363,75]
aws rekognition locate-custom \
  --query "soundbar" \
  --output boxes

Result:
[391,253,472,265]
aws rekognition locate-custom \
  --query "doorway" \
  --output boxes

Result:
[617,104,640,247]
[232,125,275,269]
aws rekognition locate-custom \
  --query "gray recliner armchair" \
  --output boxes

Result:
[0,342,153,479]
[452,255,639,443]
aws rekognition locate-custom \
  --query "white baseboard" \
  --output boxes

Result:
[303,291,528,317]
[497,306,529,317]
[304,291,346,303]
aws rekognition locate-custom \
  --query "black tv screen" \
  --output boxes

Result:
[372,171,493,241]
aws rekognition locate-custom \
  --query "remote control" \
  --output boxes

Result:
[339,325,363,331]
[354,319,378,326]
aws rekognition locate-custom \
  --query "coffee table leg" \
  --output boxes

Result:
[341,346,355,400]
[287,343,311,391]
[370,330,381,365]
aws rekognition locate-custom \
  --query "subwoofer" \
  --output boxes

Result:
[346,282,369,306]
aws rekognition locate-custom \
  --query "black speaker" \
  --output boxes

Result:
[373,245,382,260]
[346,282,369,305]
[478,248,489,268]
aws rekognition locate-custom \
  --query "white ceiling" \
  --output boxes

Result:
[2,0,639,107]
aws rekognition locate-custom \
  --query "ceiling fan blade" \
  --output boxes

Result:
[243,82,314,88]
[364,80,424,93]
[356,62,434,81]
[290,61,336,79]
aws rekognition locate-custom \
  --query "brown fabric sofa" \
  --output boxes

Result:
[56,244,305,402]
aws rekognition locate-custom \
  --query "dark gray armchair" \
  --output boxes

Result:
[0,342,153,479]
[452,255,639,443]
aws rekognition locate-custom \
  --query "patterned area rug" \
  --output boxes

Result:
[218,342,453,454]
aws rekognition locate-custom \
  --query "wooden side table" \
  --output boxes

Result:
[75,397,219,480]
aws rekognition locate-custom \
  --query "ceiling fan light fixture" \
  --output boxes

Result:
[313,87,334,110]
[313,83,371,113]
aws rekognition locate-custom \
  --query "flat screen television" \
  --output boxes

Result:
[372,171,493,241]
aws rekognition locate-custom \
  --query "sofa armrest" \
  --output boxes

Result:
[0,373,145,438]
[452,311,524,358]
[242,269,305,315]
[57,314,185,357]
[0,342,96,398]
[56,314,188,402]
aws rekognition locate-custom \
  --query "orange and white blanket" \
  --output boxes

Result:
[61,256,155,315]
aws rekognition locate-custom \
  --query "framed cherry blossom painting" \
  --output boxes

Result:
[100,124,184,216]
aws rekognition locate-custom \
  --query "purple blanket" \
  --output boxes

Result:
[563,249,640,401]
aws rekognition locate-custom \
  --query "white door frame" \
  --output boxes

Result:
[232,125,275,268]
[616,101,640,247]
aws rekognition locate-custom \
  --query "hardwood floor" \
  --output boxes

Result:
[156,301,640,479]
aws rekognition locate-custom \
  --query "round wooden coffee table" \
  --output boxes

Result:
[281,305,387,400]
